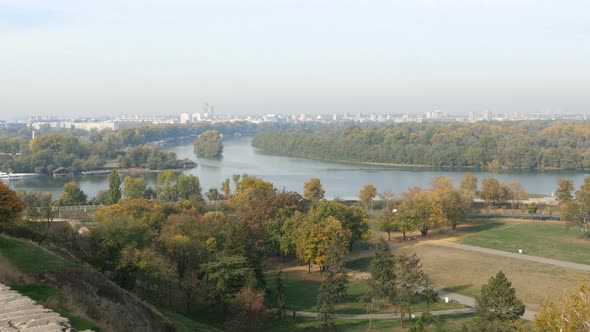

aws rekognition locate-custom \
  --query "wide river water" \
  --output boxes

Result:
[7,137,590,199]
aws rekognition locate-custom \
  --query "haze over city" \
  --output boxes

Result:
[2,0,590,119]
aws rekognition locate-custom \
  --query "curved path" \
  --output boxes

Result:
[279,307,475,320]
[431,241,590,272]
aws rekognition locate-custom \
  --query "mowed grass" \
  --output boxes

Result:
[399,244,590,311]
[457,219,590,265]
[267,269,465,315]
[0,235,78,273]
[267,313,475,332]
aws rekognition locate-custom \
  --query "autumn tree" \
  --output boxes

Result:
[294,211,350,272]
[106,170,122,205]
[359,184,377,210]
[123,176,146,199]
[194,130,223,158]
[313,200,369,251]
[397,190,445,237]
[460,172,478,210]
[304,177,325,204]
[431,176,467,230]
[535,279,590,332]
[555,178,575,202]
[466,271,525,331]
[0,183,25,223]
[506,179,528,210]
[479,177,504,210]
[224,286,271,332]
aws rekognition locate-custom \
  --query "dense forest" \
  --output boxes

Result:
[252,121,590,170]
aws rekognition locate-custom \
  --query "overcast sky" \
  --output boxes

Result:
[1,0,589,119]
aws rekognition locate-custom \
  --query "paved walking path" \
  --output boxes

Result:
[431,241,590,272]
[279,307,476,320]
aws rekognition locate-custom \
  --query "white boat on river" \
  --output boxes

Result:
[0,172,39,181]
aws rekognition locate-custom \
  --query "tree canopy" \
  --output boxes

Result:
[194,130,223,158]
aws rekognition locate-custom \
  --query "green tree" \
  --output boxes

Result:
[123,176,146,199]
[203,254,253,305]
[106,170,121,205]
[275,269,286,319]
[157,170,177,202]
[57,181,87,206]
[377,208,397,241]
[393,253,424,327]
[194,130,223,158]
[367,238,396,304]
[317,271,338,332]
[467,271,525,331]
[176,173,202,201]
[221,178,231,200]
[304,177,325,204]
[359,184,377,210]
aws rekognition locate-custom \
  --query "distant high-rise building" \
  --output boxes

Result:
[468,112,476,122]
[483,110,492,121]
[180,113,190,124]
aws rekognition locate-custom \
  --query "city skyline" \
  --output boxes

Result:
[1,0,589,118]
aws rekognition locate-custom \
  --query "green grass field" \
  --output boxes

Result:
[457,219,590,264]
[267,270,465,315]
[0,235,78,273]
[267,313,475,331]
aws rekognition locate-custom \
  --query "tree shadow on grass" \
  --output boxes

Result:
[460,220,505,234]
[440,284,473,293]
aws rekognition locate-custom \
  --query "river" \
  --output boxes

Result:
[7,137,589,199]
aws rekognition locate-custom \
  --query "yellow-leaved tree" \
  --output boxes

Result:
[534,279,590,332]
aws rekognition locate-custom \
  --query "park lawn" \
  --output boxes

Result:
[0,235,79,273]
[457,219,590,265]
[269,270,465,315]
[398,244,590,311]
[267,313,476,332]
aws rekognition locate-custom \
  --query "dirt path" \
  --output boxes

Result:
[430,241,590,272]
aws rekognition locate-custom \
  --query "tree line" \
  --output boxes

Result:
[252,121,590,169]
[0,122,287,174]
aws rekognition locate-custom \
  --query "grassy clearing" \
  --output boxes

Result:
[267,313,476,331]
[344,256,372,271]
[0,235,78,273]
[399,244,590,311]
[267,269,465,315]
[457,219,590,264]
[160,309,221,332]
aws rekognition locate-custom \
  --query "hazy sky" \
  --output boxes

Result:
[1,0,589,119]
